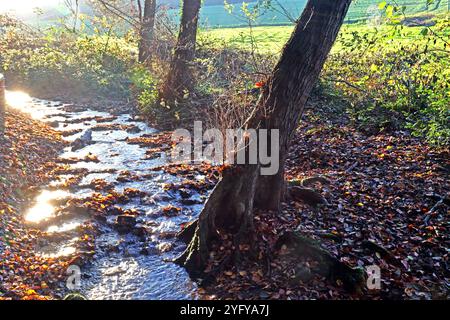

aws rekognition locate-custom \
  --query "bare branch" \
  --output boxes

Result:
[96,0,140,28]
[137,0,143,22]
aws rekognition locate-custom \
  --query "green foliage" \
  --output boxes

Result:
[130,65,159,115]
[129,65,185,124]
[324,17,450,145]
[207,15,450,146]
[0,14,136,99]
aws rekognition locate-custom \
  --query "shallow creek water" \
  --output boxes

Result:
[6,91,201,300]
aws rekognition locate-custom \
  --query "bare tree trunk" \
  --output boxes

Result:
[160,0,201,101]
[138,0,156,63]
[176,0,352,276]
[254,0,353,210]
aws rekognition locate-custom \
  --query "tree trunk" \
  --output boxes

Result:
[138,0,156,63]
[254,0,352,210]
[176,0,352,276]
[160,0,201,101]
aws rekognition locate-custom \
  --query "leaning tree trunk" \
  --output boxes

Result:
[138,0,156,63]
[176,0,352,276]
[160,0,201,101]
[254,0,353,211]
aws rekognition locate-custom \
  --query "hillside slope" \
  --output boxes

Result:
[196,0,449,28]
[8,0,449,28]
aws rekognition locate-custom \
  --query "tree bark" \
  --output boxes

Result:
[160,0,201,101]
[254,0,352,210]
[176,0,352,275]
[138,0,156,63]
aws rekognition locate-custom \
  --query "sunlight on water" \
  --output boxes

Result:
[5,91,31,108]
[40,238,79,258]
[5,91,48,120]
[45,245,77,258]
[52,246,77,257]
[25,190,71,223]
[46,221,81,233]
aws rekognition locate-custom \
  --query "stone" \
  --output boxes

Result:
[115,214,136,233]
[292,266,313,283]
[71,129,93,151]
[140,244,159,255]
[126,125,141,134]
[132,224,148,238]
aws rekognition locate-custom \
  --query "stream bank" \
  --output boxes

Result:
[1,92,217,300]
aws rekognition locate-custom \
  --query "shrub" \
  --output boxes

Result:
[322,19,450,145]
[0,14,136,99]
[130,65,159,115]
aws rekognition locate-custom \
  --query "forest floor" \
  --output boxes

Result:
[0,96,448,300]
[0,109,68,299]
[197,102,449,300]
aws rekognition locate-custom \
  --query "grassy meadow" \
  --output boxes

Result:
[202,14,450,54]
[194,0,449,28]
[200,12,449,144]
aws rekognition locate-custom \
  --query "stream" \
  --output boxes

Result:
[6,91,202,300]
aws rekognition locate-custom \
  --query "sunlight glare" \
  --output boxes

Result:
[39,237,79,258]
[6,91,32,108]
[25,190,70,223]
[42,244,77,258]
[0,0,61,15]
[46,221,81,233]
[6,90,48,119]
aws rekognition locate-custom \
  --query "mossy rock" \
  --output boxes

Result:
[63,293,88,300]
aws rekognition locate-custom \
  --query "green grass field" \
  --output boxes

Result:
[201,13,450,54]
[193,0,449,28]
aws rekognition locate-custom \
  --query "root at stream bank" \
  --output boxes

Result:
[175,216,365,294]
[275,231,366,293]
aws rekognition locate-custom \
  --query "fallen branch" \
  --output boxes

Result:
[425,193,450,207]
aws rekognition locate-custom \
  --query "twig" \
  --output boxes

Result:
[345,161,359,173]
[96,0,140,28]
[324,77,367,93]
[423,197,445,225]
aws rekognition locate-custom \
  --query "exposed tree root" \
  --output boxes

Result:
[362,240,400,267]
[288,176,330,207]
[199,255,232,287]
[294,175,331,188]
[174,166,259,278]
[276,231,366,293]
[289,186,329,207]
[177,220,198,244]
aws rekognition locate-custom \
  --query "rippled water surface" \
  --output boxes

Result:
[7,91,200,300]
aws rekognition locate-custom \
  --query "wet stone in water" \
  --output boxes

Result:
[115,214,137,233]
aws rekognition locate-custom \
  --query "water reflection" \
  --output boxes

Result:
[46,220,81,233]
[25,190,70,223]
[39,238,78,258]
[16,95,200,299]
[6,91,55,120]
